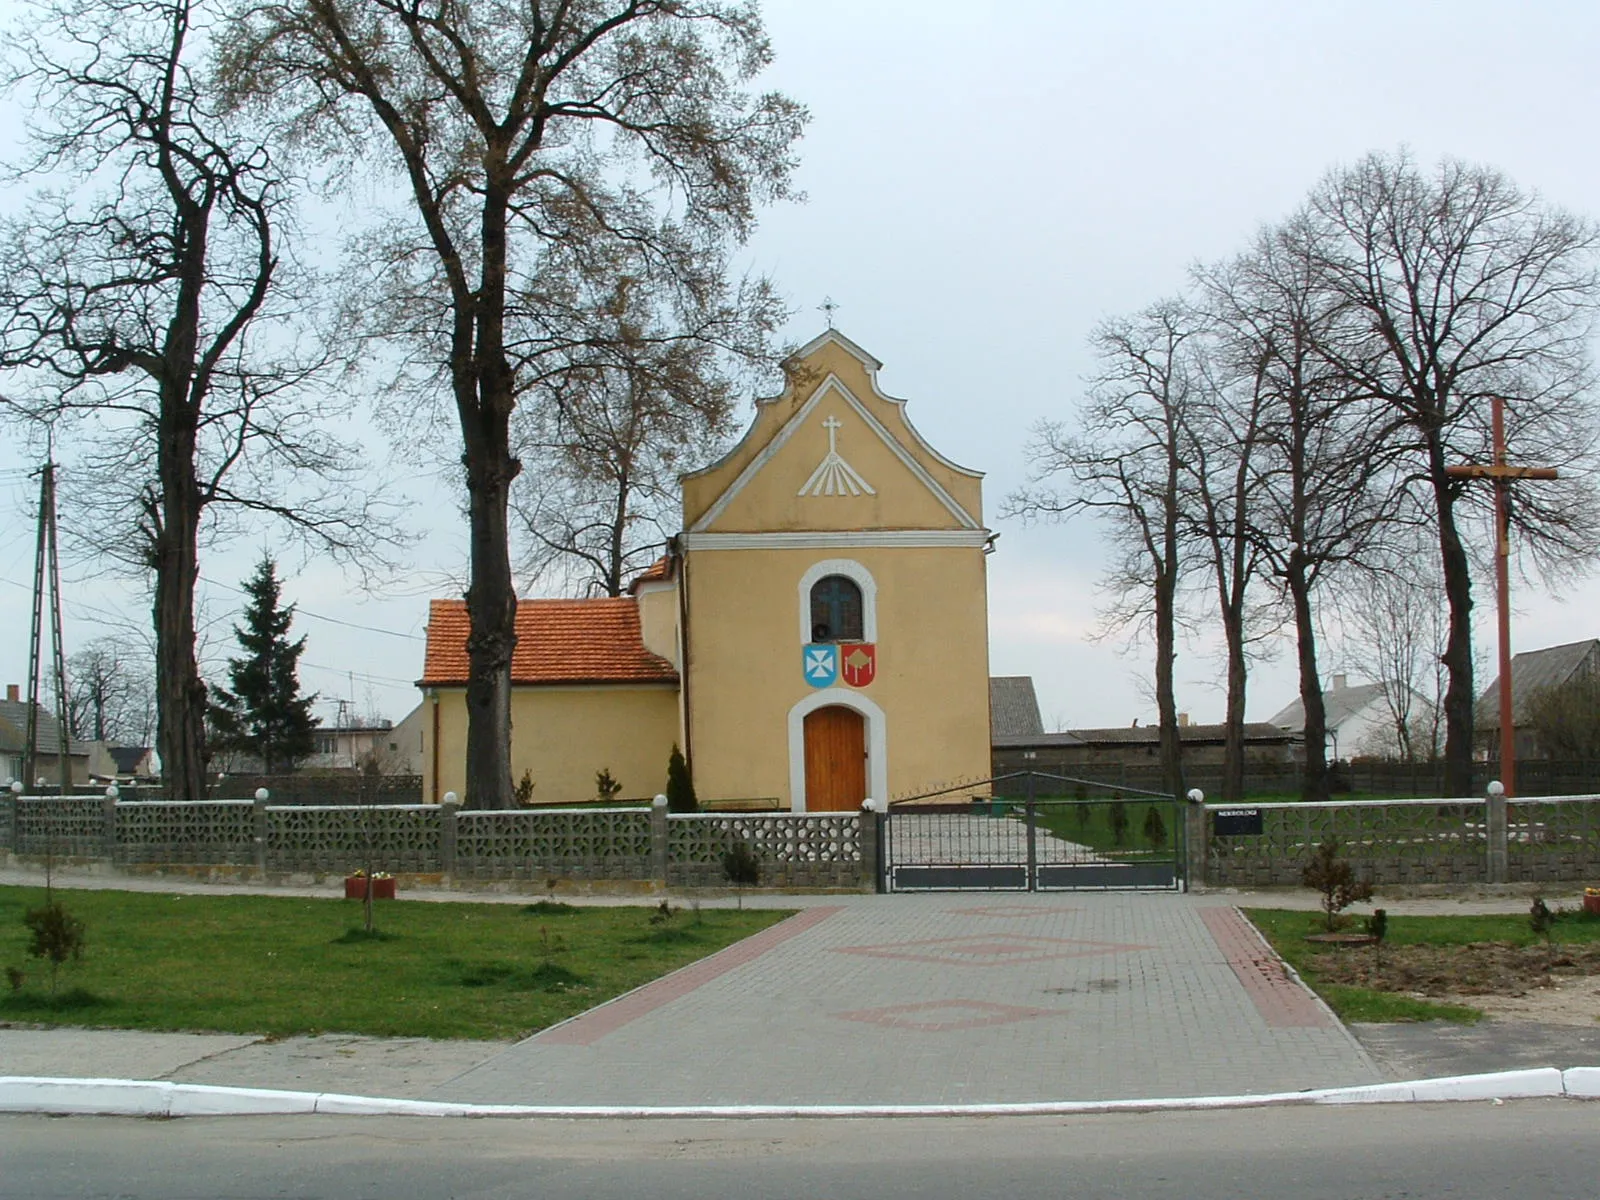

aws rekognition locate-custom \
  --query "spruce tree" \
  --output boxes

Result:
[208,558,317,773]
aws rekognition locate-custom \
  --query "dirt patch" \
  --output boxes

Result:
[1309,941,1600,1025]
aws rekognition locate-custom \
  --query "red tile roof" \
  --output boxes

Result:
[421,598,678,686]
[628,555,674,593]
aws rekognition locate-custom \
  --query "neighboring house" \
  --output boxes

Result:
[1476,639,1600,761]
[302,721,397,772]
[0,684,94,786]
[420,329,994,810]
[994,717,1300,778]
[1268,673,1436,761]
[990,677,1044,740]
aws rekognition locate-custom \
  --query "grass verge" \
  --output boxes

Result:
[0,886,787,1040]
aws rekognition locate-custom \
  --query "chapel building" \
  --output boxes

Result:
[418,330,993,811]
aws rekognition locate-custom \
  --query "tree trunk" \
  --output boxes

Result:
[153,418,208,802]
[1220,602,1248,802]
[1433,474,1476,797]
[459,165,519,810]
[1288,558,1328,803]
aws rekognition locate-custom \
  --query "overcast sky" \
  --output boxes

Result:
[4,0,1600,734]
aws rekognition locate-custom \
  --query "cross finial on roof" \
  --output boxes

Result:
[818,296,839,328]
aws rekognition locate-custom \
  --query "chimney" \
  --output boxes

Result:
[1178,712,1190,728]
[5,684,16,703]
[1331,674,1347,691]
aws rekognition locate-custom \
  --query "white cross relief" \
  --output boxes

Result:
[798,414,876,497]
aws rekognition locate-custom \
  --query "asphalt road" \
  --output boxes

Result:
[1,1101,1594,1199]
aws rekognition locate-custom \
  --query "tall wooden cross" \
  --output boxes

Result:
[1443,396,1558,797]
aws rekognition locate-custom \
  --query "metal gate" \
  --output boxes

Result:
[881,772,1183,892]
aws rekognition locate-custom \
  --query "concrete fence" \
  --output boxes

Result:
[1186,789,1600,889]
[0,793,876,892]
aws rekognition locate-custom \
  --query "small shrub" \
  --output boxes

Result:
[1107,801,1129,846]
[722,841,761,908]
[1301,839,1373,932]
[514,770,537,806]
[23,899,86,993]
[1141,805,1168,850]
[1531,897,1557,966]
[666,744,698,813]
[596,768,622,801]
[5,966,23,992]
[1367,908,1388,967]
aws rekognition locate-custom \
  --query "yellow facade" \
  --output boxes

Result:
[423,684,680,804]
[420,330,992,811]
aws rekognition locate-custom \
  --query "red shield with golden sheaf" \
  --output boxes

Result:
[841,643,876,687]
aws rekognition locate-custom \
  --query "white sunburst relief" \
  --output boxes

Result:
[798,415,876,497]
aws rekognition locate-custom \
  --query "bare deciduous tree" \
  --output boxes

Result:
[219,0,804,807]
[513,269,781,597]
[1307,151,1600,795]
[1335,552,1446,763]
[1008,301,1197,800]
[0,0,384,800]
[59,639,158,746]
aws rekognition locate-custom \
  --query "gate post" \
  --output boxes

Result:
[859,798,881,892]
[1485,780,1508,885]
[1184,789,1208,890]
[1024,772,1038,893]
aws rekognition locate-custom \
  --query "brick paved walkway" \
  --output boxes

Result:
[428,893,1380,1105]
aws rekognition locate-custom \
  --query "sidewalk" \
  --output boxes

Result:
[0,865,1588,1108]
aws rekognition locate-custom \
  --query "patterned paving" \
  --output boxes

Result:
[429,893,1380,1106]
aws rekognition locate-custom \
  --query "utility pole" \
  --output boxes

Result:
[25,429,72,795]
[1443,396,1557,798]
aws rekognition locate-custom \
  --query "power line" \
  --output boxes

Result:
[195,574,425,641]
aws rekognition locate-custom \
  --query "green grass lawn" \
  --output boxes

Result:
[1023,798,1182,859]
[0,886,787,1040]
[1243,906,1600,1024]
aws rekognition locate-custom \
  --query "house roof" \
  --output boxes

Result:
[1054,722,1298,747]
[107,745,153,774]
[627,556,674,593]
[989,677,1044,739]
[1268,680,1391,732]
[1476,639,1600,730]
[0,699,91,758]
[420,598,679,687]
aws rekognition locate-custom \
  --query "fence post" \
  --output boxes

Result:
[651,794,670,886]
[252,788,270,876]
[1486,780,1508,885]
[102,784,120,863]
[440,793,459,877]
[1184,789,1208,890]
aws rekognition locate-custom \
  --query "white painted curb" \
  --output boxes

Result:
[0,1068,1590,1119]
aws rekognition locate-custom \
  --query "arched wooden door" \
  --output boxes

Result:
[803,705,867,812]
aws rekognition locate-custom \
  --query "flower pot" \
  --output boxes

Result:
[344,876,396,900]
[1583,892,1600,916]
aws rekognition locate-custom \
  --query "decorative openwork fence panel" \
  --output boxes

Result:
[668,812,864,888]
[454,808,653,881]
[116,801,256,865]
[1206,799,1487,887]
[1507,796,1600,882]
[265,805,442,873]
[14,796,107,858]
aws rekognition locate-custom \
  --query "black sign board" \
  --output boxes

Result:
[1212,807,1264,837]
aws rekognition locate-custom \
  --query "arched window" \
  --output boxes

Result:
[809,575,864,643]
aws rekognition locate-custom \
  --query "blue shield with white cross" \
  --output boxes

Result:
[802,643,838,688]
